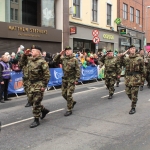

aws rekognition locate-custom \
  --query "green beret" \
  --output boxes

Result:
[107,50,113,52]
[129,45,135,49]
[65,46,72,50]
[31,45,42,52]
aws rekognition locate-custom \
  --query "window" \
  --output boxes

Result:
[73,0,80,18]
[15,9,18,20]
[10,8,13,20]
[130,7,134,22]
[107,4,111,25]
[136,9,140,24]
[92,0,98,22]
[123,3,128,20]
[15,0,18,2]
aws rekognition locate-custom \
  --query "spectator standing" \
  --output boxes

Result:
[0,55,11,103]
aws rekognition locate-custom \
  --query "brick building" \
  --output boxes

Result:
[117,0,145,52]
[144,0,150,46]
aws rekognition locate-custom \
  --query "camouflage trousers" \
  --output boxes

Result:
[105,78,116,95]
[125,86,139,108]
[62,79,75,111]
[27,82,45,118]
[116,76,121,84]
[23,79,29,97]
[146,72,150,86]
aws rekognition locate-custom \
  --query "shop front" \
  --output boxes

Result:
[0,22,62,55]
[118,26,145,52]
[69,23,119,53]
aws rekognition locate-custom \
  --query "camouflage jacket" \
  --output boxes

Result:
[121,54,145,86]
[19,55,50,87]
[145,56,150,72]
[54,54,80,82]
[100,55,121,78]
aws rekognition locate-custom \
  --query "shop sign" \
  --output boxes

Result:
[114,18,122,25]
[70,27,77,35]
[121,42,130,46]
[8,25,48,38]
[120,29,127,34]
[103,34,114,40]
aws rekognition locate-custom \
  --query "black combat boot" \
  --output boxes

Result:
[30,118,40,128]
[140,86,143,91]
[64,111,72,116]
[129,108,136,114]
[108,94,113,99]
[41,108,50,119]
[72,101,77,109]
[116,83,119,87]
[0,99,5,103]
[25,101,32,107]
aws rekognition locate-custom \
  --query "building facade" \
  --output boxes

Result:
[144,0,150,46]
[117,0,145,52]
[0,0,69,55]
[69,0,119,53]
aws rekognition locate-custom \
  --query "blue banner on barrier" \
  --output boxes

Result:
[8,72,24,94]
[48,68,63,87]
[80,66,98,81]
[8,66,98,94]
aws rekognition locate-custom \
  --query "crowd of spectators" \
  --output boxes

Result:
[0,46,119,71]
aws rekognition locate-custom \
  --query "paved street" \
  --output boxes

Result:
[1,79,150,150]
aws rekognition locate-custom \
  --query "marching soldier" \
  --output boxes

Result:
[19,45,50,128]
[100,50,121,99]
[139,48,146,91]
[116,53,122,87]
[145,51,150,88]
[54,46,80,116]
[121,45,145,114]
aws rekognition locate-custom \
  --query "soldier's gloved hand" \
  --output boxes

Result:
[41,87,45,92]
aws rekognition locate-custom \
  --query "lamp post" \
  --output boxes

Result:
[145,6,150,50]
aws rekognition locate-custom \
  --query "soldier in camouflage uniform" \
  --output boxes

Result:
[116,53,122,87]
[121,45,145,114]
[54,46,80,116]
[19,45,50,128]
[145,51,150,88]
[138,48,146,91]
[22,49,32,107]
[100,50,121,99]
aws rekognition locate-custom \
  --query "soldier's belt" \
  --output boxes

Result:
[126,72,141,76]
[106,71,113,73]
[29,80,40,84]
